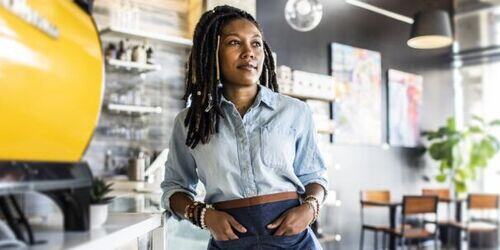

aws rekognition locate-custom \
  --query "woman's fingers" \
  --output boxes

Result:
[225,228,239,240]
[213,215,243,241]
[273,224,288,236]
[267,215,285,229]
[216,234,229,241]
[228,216,247,233]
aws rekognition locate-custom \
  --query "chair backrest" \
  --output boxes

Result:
[360,190,391,225]
[360,190,390,207]
[468,194,499,210]
[422,188,451,200]
[403,195,438,215]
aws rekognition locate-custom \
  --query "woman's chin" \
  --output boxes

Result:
[225,79,259,87]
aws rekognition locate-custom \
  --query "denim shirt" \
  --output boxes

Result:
[161,85,328,220]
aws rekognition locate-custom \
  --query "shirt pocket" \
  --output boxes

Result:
[260,126,296,170]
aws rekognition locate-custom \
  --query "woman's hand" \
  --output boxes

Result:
[266,204,314,236]
[205,209,247,241]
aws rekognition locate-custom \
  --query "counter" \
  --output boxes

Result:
[29,213,162,250]
[106,179,211,250]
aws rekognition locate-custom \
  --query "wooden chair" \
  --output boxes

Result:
[385,195,440,249]
[422,188,452,217]
[422,188,450,200]
[359,190,392,250]
[462,194,500,248]
[422,188,457,246]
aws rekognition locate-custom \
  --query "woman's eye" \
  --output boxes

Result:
[253,41,262,47]
[229,40,240,45]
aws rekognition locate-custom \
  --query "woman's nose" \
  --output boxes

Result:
[241,44,255,59]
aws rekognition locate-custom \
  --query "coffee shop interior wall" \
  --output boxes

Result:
[83,0,189,176]
[257,0,454,247]
[20,0,189,218]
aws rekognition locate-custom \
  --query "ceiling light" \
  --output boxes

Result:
[407,10,453,49]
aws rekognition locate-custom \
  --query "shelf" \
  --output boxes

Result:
[317,233,339,244]
[107,103,162,114]
[317,128,335,134]
[106,59,161,73]
[100,26,192,47]
[282,92,335,102]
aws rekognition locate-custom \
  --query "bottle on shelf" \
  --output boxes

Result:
[124,39,133,61]
[104,43,117,60]
[131,42,147,64]
[117,40,126,61]
[145,41,154,64]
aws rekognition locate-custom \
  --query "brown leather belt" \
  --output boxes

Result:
[213,192,299,210]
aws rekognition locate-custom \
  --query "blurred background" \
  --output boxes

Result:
[1,0,500,249]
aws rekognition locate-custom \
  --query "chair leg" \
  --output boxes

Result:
[434,236,438,250]
[374,231,378,250]
[382,233,387,250]
[360,228,365,250]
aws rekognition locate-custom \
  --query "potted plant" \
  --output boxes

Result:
[90,177,114,229]
[423,116,500,197]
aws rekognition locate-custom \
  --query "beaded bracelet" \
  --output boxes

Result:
[184,201,212,230]
[184,201,199,221]
[195,203,204,228]
[303,200,317,225]
[200,204,213,230]
[303,195,320,225]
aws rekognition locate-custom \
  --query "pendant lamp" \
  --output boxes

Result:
[407,9,453,49]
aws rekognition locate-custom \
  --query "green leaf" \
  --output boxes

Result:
[447,117,457,131]
[429,143,443,160]
[456,168,469,181]
[480,138,496,159]
[468,126,483,134]
[436,174,447,182]
[454,180,467,194]
[472,115,485,124]
[489,119,500,126]
[424,131,443,140]
[90,178,114,204]
[486,135,500,152]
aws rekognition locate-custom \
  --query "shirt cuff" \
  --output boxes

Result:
[161,188,196,221]
[301,178,329,203]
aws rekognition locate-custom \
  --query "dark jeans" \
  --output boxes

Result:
[207,199,322,250]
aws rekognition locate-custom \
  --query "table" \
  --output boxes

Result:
[360,201,401,250]
[361,198,464,250]
[438,198,465,250]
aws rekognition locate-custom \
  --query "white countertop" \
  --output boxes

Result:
[30,213,162,250]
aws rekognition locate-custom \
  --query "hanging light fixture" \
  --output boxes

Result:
[285,0,323,32]
[345,0,453,50]
[407,9,453,49]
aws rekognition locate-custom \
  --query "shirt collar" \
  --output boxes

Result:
[219,85,276,110]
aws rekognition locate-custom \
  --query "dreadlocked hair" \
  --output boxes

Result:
[182,5,278,149]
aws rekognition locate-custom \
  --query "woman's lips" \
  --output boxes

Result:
[237,63,257,72]
[237,65,257,71]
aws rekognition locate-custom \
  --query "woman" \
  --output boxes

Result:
[162,5,328,250]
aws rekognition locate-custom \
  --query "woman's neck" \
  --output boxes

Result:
[223,84,258,117]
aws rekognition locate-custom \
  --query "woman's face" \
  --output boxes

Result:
[218,19,265,88]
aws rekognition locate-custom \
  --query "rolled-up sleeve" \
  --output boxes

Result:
[161,111,198,221]
[293,102,329,196]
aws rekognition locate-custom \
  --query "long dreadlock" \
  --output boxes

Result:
[183,5,278,149]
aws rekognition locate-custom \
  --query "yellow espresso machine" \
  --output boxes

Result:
[0,0,103,240]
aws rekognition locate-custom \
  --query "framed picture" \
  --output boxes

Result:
[388,69,423,147]
[330,43,382,145]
